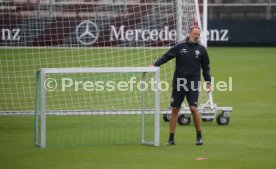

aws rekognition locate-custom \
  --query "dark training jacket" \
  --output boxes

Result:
[154,38,211,86]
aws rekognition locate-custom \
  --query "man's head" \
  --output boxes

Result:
[188,26,201,43]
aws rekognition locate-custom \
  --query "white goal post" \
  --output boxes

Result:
[35,67,160,148]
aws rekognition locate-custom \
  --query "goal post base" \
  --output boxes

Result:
[142,140,160,147]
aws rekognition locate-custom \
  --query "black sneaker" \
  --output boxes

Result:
[164,140,175,146]
[196,136,203,145]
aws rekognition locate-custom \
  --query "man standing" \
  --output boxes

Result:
[151,26,211,145]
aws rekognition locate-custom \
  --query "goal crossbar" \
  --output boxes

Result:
[40,67,160,74]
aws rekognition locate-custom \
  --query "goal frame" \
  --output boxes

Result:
[35,67,160,148]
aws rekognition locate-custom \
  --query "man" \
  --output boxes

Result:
[151,26,211,145]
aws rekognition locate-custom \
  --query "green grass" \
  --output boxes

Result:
[39,115,154,146]
[1,47,276,169]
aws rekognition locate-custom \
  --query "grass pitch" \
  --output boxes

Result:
[0,47,276,169]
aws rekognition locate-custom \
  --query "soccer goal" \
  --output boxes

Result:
[35,67,160,148]
[0,0,213,145]
[0,0,207,115]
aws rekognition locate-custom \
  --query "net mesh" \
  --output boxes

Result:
[0,0,202,112]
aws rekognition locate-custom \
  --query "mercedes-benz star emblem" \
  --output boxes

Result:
[76,20,99,45]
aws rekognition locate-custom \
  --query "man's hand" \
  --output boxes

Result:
[149,64,155,67]
[206,83,211,93]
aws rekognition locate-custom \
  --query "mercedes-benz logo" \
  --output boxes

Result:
[76,20,99,45]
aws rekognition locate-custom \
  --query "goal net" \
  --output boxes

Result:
[0,0,206,146]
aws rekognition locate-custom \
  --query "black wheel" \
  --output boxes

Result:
[178,114,191,125]
[216,112,230,125]
[202,118,214,122]
[163,114,170,122]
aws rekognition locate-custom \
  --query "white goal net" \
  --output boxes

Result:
[0,0,206,146]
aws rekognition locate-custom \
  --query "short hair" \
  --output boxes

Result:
[189,26,201,33]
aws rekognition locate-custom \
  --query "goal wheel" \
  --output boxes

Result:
[178,114,191,125]
[216,112,230,125]
[163,114,170,122]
